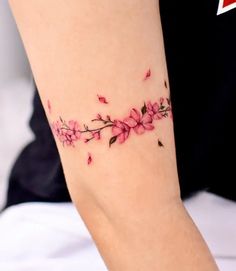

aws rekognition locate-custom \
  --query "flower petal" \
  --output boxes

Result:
[152,102,159,113]
[124,117,137,128]
[130,108,141,122]
[134,124,145,135]
[117,133,125,143]
[142,113,153,124]
[143,123,154,130]
[112,126,122,136]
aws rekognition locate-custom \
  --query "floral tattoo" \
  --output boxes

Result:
[51,97,172,148]
[50,70,172,164]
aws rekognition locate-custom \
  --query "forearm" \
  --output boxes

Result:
[9,0,218,270]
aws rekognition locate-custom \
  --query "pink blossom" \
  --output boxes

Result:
[92,131,101,140]
[146,101,163,120]
[51,121,65,142]
[124,108,154,135]
[52,120,80,146]
[66,120,81,140]
[112,120,130,143]
[97,95,108,104]
[96,113,102,120]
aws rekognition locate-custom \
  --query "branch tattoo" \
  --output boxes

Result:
[50,69,172,164]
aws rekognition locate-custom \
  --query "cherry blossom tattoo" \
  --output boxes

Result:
[51,96,172,148]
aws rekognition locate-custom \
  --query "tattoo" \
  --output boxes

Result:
[143,69,151,81]
[47,99,52,114]
[164,80,168,89]
[87,152,93,165]
[51,97,172,148]
[97,94,109,104]
[158,139,164,147]
[50,69,171,164]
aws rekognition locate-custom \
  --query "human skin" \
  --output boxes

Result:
[8,1,219,270]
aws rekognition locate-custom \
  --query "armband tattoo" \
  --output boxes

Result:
[50,70,172,164]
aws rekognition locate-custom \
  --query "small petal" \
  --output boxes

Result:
[87,152,93,165]
[97,95,108,104]
[93,131,101,140]
[143,123,154,130]
[123,117,137,128]
[130,108,141,122]
[117,133,126,143]
[142,113,153,124]
[112,126,122,136]
[143,69,151,81]
[152,103,159,113]
[134,124,145,135]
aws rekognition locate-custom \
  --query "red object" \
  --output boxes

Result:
[97,94,108,104]
[87,152,92,165]
[218,0,236,14]
[143,69,151,81]
[223,0,236,7]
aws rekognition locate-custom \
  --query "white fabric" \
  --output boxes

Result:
[184,192,236,271]
[0,192,236,270]
[0,203,108,271]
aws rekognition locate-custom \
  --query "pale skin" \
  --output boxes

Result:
[8,1,219,270]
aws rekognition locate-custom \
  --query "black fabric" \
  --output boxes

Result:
[5,90,71,208]
[6,0,236,207]
[160,0,236,200]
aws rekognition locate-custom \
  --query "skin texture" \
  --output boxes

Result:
[8,1,219,270]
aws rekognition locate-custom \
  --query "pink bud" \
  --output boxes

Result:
[92,131,101,140]
[96,113,102,120]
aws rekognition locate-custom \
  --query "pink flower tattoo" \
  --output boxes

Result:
[124,109,154,135]
[111,120,130,144]
[51,97,172,148]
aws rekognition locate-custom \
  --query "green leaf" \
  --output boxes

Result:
[160,105,165,110]
[141,103,147,115]
[158,139,164,147]
[109,136,117,147]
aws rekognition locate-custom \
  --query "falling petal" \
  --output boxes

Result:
[143,69,151,81]
[87,152,93,165]
[97,94,108,104]
[47,99,52,114]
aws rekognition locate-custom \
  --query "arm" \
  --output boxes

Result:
[8,1,219,270]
